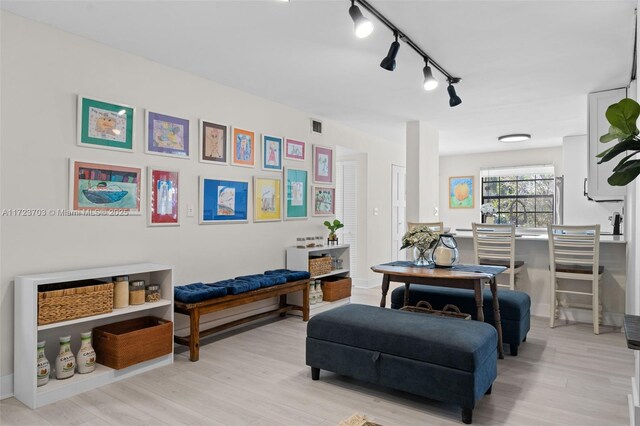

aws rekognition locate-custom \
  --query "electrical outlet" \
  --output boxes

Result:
[373,207,379,216]
[187,204,195,217]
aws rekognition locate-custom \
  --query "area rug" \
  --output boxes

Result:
[338,414,382,426]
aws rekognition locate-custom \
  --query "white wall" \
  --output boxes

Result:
[0,12,404,387]
[439,147,564,230]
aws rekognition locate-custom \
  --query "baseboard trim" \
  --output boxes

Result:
[531,303,623,327]
[350,277,369,288]
[1,374,14,399]
[353,277,381,289]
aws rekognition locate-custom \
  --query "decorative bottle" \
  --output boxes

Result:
[317,281,324,303]
[76,331,96,374]
[55,336,76,380]
[36,340,50,387]
[309,281,317,305]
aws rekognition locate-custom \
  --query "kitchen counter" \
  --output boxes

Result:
[453,230,626,244]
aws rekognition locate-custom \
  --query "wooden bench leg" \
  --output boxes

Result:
[189,308,200,362]
[279,294,287,317]
[302,283,310,321]
[461,407,473,424]
[311,367,320,380]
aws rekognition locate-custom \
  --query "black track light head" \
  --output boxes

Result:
[422,57,438,90]
[380,33,400,71]
[447,81,462,107]
[349,0,373,39]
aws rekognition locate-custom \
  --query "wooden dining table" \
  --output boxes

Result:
[372,262,507,359]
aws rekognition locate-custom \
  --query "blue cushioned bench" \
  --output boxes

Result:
[391,286,530,356]
[174,270,310,361]
[307,304,497,424]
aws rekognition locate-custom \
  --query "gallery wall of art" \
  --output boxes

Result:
[0,12,405,379]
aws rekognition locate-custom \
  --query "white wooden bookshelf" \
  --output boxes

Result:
[286,244,351,316]
[14,263,174,409]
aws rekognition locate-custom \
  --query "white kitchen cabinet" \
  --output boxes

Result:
[587,87,628,200]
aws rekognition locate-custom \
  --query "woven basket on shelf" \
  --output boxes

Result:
[400,300,471,320]
[322,276,352,302]
[38,281,113,325]
[309,256,332,277]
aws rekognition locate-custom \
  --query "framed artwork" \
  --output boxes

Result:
[284,167,308,220]
[231,127,255,167]
[312,186,335,216]
[284,138,306,161]
[199,177,249,224]
[145,111,190,158]
[313,145,333,184]
[200,120,228,165]
[148,168,179,226]
[69,159,141,214]
[262,135,283,172]
[77,95,134,152]
[253,177,282,222]
[449,176,474,208]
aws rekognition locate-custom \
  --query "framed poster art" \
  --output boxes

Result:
[145,111,190,158]
[77,95,134,152]
[69,159,141,214]
[449,176,474,208]
[284,138,306,161]
[148,168,179,226]
[312,186,335,216]
[199,120,228,165]
[262,135,283,172]
[284,167,308,220]
[313,145,333,184]
[231,127,255,167]
[199,177,249,224]
[253,177,282,222]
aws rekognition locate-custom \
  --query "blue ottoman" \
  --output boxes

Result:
[306,304,497,424]
[391,286,530,356]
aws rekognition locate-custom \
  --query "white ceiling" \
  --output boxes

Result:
[2,0,636,155]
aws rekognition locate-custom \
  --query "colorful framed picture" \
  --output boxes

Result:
[284,138,306,161]
[69,159,141,214]
[262,135,283,172]
[148,168,179,226]
[200,120,228,165]
[145,111,190,158]
[312,186,335,216]
[77,95,134,152]
[313,145,333,184]
[231,127,255,167]
[449,176,474,208]
[253,177,282,222]
[284,168,308,220]
[199,177,249,224]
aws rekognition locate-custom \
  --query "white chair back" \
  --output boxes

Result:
[548,224,600,279]
[472,223,517,289]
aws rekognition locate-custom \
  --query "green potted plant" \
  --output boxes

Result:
[597,98,640,186]
[323,219,344,245]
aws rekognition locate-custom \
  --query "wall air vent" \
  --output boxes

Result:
[311,119,323,135]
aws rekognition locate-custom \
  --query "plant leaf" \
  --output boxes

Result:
[613,152,640,172]
[323,220,331,227]
[605,98,640,136]
[600,125,628,143]
[607,160,640,186]
[596,138,640,163]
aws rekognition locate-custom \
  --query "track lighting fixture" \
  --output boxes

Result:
[347,0,462,108]
[422,58,438,91]
[380,32,400,71]
[349,0,373,39]
[447,80,462,107]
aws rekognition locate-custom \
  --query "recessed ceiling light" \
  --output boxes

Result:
[498,134,531,143]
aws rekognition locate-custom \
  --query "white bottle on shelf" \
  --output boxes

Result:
[55,336,76,380]
[310,281,317,305]
[317,281,324,303]
[36,340,49,387]
[76,331,96,374]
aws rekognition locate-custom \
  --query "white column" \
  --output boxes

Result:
[405,121,439,223]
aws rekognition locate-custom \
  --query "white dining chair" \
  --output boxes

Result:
[472,223,524,290]
[548,224,603,334]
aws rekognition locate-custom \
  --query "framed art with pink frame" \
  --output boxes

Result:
[312,145,333,184]
[285,138,306,161]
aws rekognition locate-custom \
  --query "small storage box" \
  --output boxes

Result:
[309,255,332,277]
[321,276,352,302]
[38,280,113,325]
[93,316,173,370]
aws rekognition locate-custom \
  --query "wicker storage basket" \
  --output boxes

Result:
[400,301,471,320]
[309,255,332,277]
[93,316,173,370]
[322,276,352,302]
[38,280,113,326]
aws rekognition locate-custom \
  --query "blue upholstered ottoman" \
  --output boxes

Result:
[306,304,497,424]
[391,286,531,356]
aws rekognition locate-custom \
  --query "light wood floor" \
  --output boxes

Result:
[1,285,634,426]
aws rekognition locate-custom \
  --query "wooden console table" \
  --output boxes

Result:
[174,279,310,361]
[371,262,506,359]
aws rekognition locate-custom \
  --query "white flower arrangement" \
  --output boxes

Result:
[400,225,439,251]
[480,203,496,215]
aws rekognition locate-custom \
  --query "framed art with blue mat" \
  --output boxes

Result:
[199,177,249,224]
[261,135,283,171]
[284,167,308,220]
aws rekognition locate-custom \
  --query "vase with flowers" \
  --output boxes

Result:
[400,225,439,266]
[480,203,497,224]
